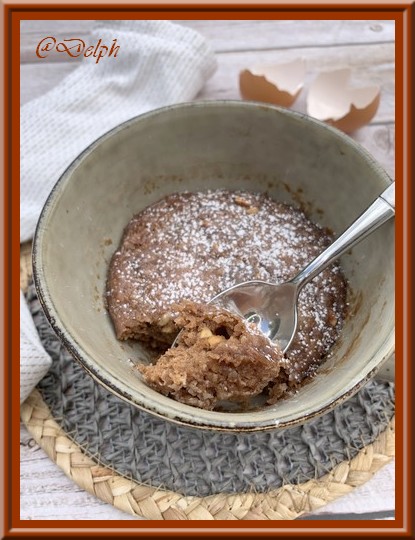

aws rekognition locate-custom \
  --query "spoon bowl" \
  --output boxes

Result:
[210,280,299,352]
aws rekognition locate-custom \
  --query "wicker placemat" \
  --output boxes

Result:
[20,243,395,520]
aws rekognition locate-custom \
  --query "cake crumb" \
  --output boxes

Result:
[139,301,285,410]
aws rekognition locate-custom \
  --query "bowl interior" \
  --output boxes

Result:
[34,102,394,431]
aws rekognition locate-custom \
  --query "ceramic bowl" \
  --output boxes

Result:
[33,101,395,432]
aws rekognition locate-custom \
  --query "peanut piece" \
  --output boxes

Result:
[328,313,338,327]
[158,313,173,326]
[160,324,175,333]
[234,196,251,207]
[199,327,213,339]
[207,335,226,346]
[158,313,175,333]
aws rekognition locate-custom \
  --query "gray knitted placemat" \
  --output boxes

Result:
[27,285,395,498]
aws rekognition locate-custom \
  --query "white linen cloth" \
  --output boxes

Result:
[20,20,217,403]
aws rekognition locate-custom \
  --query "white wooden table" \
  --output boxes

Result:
[20,19,395,521]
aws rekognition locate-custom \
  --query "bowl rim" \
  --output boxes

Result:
[32,99,395,432]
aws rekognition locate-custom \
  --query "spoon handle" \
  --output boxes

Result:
[291,182,395,289]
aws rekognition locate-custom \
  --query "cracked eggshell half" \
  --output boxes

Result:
[239,58,306,107]
[307,68,380,133]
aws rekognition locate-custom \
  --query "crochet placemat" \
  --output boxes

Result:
[20,243,395,520]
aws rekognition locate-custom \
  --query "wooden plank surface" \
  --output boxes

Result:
[20,19,394,58]
[21,43,395,120]
[177,19,395,52]
[19,49,395,178]
[20,19,395,521]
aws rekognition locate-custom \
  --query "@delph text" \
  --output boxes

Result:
[36,37,120,63]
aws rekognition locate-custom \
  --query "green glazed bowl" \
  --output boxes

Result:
[33,101,395,432]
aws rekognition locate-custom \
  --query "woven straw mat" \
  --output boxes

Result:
[20,242,395,520]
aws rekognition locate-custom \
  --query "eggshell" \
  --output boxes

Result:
[239,58,306,107]
[307,68,380,133]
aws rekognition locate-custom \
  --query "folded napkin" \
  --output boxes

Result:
[20,20,217,403]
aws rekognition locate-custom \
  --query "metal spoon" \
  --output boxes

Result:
[207,182,395,353]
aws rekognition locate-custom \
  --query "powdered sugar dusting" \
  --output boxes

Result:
[107,190,347,384]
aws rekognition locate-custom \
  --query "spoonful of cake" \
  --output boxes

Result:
[183,182,395,353]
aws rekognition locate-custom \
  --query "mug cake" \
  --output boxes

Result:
[106,190,347,410]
